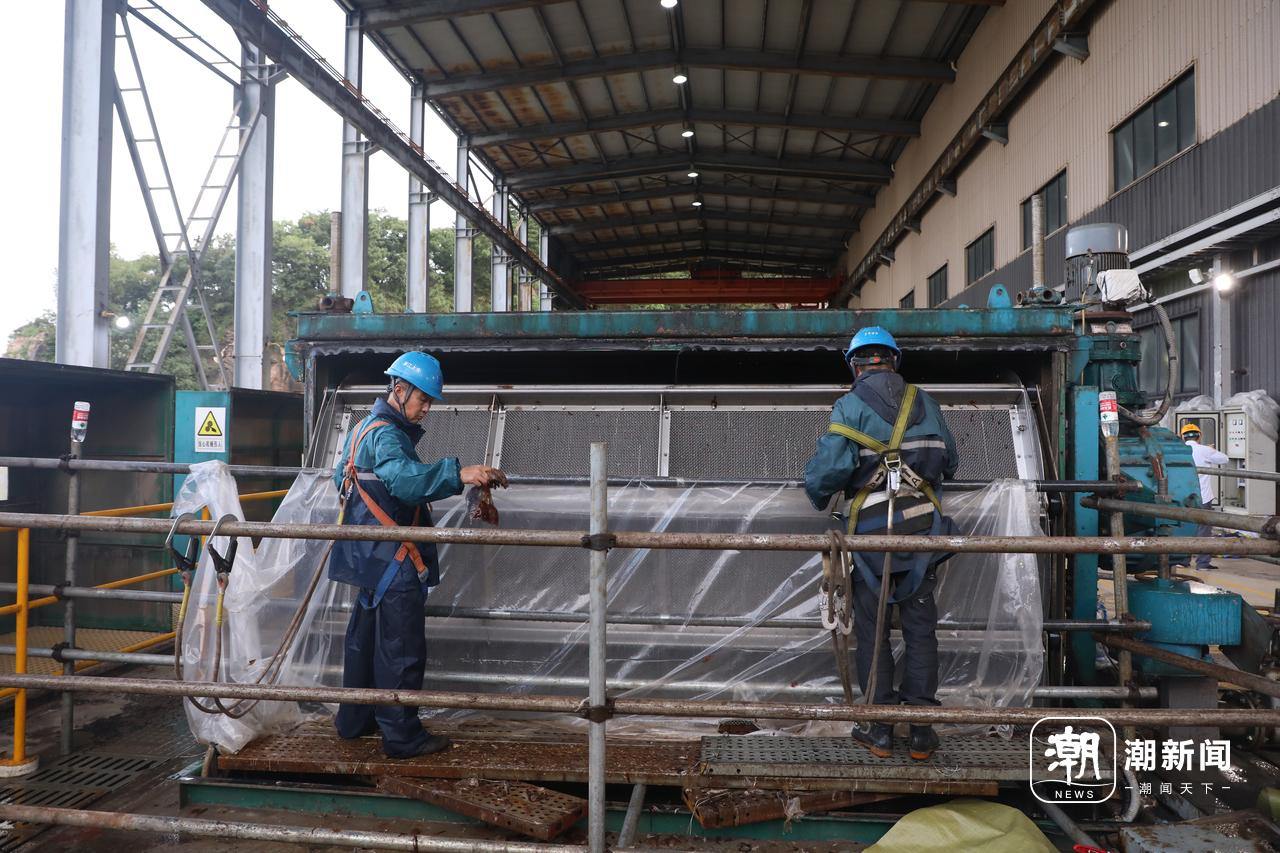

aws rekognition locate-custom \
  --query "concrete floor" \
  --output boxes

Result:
[1098,556,1279,608]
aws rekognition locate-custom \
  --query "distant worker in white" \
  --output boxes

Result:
[1179,422,1229,571]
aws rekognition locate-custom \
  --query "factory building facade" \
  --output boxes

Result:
[843,0,1280,406]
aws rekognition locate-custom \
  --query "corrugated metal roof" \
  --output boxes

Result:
[347,0,993,285]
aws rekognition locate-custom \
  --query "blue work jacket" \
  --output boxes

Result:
[328,399,463,602]
[804,371,961,599]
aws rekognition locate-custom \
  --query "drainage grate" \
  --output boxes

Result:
[0,751,160,851]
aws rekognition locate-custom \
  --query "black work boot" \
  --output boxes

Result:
[909,725,940,761]
[389,732,452,759]
[850,723,894,758]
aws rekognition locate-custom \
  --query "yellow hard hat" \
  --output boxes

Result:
[1179,423,1202,437]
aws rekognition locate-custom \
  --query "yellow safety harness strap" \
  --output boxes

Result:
[826,385,940,530]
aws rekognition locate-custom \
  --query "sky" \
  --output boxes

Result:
[0,1,472,349]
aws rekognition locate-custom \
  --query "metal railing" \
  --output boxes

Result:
[0,487,288,772]
[0,450,1277,852]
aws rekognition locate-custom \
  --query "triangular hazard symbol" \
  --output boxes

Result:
[198,411,223,437]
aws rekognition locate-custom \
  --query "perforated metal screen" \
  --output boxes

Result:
[347,406,492,468]
[668,410,827,480]
[942,408,1021,480]
[329,388,1032,482]
[498,409,660,478]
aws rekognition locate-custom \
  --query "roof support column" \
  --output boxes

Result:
[453,139,473,312]
[515,211,530,311]
[56,0,115,368]
[406,83,431,313]
[539,229,551,311]
[338,12,368,299]
[490,178,509,312]
[233,42,274,390]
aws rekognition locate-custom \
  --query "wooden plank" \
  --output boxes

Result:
[378,777,586,841]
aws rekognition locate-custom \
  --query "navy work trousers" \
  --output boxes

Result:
[334,560,430,757]
[852,566,940,707]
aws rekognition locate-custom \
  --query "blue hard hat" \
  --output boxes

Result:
[842,326,902,362]
[385,352,444,401]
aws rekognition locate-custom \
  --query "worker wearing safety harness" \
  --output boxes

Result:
[329,352,506,758]
[804,327,959,761]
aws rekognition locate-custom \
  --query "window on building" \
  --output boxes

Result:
[1021,171,1068,250]
[1113,70,1195,190]
[1138,313,1200,396]
[927,266,948,307]
[965,229,994,285]
[899,290,916,309]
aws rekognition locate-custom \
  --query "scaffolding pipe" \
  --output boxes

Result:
[1103,434,1133,732]
[0,673,1271,728]
[1198,466,1280,484]
[61,441,79,756]
[1103,634,1280,699]
[421,606,1150,633]
[587,442,607,853]
[0,804,587,853]
[0,647,1157,700]
[1040,801,1100,850]
[0,455,319,478]
[0,456,1134,494]
[416,671,1158,702]
[0,645,173,667]
[2,512,1277,556]
[0,583,182,604]
[1082,496,1278,538]
[617,784,647,850]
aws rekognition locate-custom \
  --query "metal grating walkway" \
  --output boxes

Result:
[0,751,160,851]
[699,734,1115,784]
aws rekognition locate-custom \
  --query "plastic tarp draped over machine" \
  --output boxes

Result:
[174,462,1043,752]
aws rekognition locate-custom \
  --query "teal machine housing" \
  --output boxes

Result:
[288,275,1257,698]
[174,388,304,505]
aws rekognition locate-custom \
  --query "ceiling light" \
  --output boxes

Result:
[687,171,699,178]
[672,73,688,85]
[1214,272,1235,292]
[691,200,703,207]
[1157,120,1170,127]
[660,0,677,7]
[681,129,694,138]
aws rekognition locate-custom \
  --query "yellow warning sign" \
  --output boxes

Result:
[198,411,223,437]
[194,406,226,453]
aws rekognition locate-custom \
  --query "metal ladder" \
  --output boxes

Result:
[115,11,254,390]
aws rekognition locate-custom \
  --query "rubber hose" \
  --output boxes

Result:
[1119,302,1176,426]
[1123,766,1142,822]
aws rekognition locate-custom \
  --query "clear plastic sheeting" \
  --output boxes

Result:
[174,462,1043,751]
[173,461,345,753]
[1225,390,1280,442]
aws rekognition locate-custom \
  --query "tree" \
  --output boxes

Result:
[4,211,503,388]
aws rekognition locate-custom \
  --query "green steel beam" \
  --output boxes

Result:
[294,308,1075,344]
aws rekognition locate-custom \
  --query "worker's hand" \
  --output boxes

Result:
[461,464,508,488]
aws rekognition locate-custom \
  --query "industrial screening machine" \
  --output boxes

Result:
[280,226,1270,722]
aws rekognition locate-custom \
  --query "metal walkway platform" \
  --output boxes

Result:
[213,720,1046,795]
[698,734,1113,786]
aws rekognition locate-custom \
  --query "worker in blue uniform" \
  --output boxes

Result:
[329,352,506,758]
[804,327,959,761]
